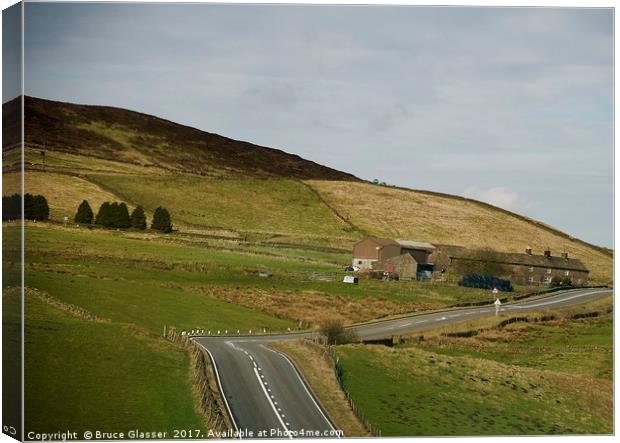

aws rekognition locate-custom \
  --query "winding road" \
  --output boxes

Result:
[193,287,612,438]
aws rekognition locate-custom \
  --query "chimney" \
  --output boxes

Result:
[543,249,551,258]
[525,246,532,255]
[561,252,568,259]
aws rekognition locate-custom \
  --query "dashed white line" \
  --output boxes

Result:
[253,367,292,439]
[265,345,341,436]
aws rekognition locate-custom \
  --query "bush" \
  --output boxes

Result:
[319,319,359,345]
[550,276,572,288]
[74,200,94,224]
[151,206,172,233]
[459,274,513,292]
[130,206,147,230]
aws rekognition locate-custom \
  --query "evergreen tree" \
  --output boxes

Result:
[24,194,49,221]
[116,202,131,228]
[2,194,21,221]
[74,200,94,224]
[151,206,172,233]
[24,194,35,220]
[32,195,50,221]
[130,206,147,230]
[96,202,111,226]
[95,201,131,228]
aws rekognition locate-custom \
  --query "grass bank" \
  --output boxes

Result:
[270,341,368,437]
[334,298,613,436]
[24,290,206,436]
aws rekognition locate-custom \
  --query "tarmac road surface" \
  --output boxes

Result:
[193,287,612,438]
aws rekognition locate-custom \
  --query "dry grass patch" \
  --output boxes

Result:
[192,286,441,326]
[306,180,612,284]
[271,341,369,437]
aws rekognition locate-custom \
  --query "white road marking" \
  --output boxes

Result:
[253,367,292,439]
[264,345,341,436]
[518,290,606,309]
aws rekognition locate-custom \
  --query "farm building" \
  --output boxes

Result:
[430,245,589,285]
[351,237,435,280]
[352,237,590,285]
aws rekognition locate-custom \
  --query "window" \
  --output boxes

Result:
[528,276,535,283]
[544,276,552,283]
[564,270,570,277]
[528,266,534,273]
[357,260,363,265]
[546,268,552,274]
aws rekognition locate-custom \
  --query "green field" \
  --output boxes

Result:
[335,300,613,436]
[24,293,206,435]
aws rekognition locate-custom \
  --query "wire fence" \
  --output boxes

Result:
[306,336,382,437]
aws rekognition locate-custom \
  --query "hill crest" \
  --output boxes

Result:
[4,95,359,181]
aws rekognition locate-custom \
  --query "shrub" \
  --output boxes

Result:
[151,206,172,233]
[74,200,94,224]
[130,205,147,230]
[319,319,359,345]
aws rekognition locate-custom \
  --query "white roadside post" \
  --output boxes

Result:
[494,297,502,316]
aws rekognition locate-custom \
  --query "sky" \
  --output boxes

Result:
[6,2,615,247]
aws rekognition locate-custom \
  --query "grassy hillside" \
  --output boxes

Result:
[6,96,612,437]
[306,180,613,284]
[3,96,611,282]
[335,297,613,435]
[87,174,357,245]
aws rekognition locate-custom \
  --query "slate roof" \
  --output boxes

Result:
[434,244,589,273]
[395,240,436,251]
